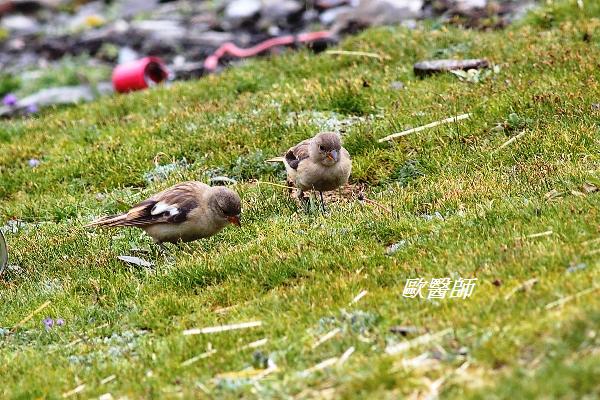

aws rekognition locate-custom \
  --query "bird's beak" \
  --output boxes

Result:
[327,150,339,162]
[228,215,241,227]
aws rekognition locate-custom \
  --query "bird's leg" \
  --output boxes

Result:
[297,189,312,213]
[319,191,328,214]
[158,242,169,254]
[153,242,174,262]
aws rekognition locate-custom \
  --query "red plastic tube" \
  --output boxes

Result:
[203,31,333,71]
[112,57,169,93]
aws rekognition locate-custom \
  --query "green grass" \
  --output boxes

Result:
[1,2,600,398]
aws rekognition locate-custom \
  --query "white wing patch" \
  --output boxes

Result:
[151,202,180,216]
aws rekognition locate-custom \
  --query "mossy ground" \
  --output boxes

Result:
[1,2,599,399]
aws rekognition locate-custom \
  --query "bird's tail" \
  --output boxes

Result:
[85,213,129,228]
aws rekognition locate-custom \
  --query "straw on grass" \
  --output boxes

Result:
[12,300,51,332]
[183,321,262,335]
[378,113,471,143]
[312,328,341,349]
[62,384,86,398]
[385,328,453,355]
[350,290,368,305]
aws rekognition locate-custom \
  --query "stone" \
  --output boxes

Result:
[20,85,95,107]
[454,0,487,12]
[0,85,96,117]
[114,0,160,18]
[131,20,186,41]
[224,0,261,27]
[118,46,139,65]
[186,31,236,47]
[1,15,40,34]
[413,58,489,76]
[261,0,303,24]
[331,0,424,33]
[320,6,353,26]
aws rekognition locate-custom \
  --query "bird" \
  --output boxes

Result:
[283,131,351,212]
[87,181,241,245]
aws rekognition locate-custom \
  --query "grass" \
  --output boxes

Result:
[1,1,600,398]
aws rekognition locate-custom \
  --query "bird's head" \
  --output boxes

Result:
[311,132,342,166]
[211,187,242,227]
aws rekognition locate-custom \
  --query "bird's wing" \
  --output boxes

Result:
[88,182,204,228]
[284,139,311,170]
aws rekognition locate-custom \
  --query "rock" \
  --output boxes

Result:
[1,15,40,34]
[454,0,487,12]
[224,0,261,27]
[131,20,186,41]
[28,158,41,168]
[118,46,139,65]
[96,81,114,96]
[413,58,489,76]
[171,61,205,79]
[261,0,303,25]
[0,85,96,117]
[389,81,405,90]
[320,6,353,25]
[185,31,236,47]
[114,0,160,18]
[332,0,423,33]
[19,85,95,107]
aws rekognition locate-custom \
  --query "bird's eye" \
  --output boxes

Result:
[319,145,324,151]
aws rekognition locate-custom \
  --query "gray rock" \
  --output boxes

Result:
[131,20,186,41]
[118,46,139,65]
[19,85,96,107]
[453,0,487,12]
[186,31,236,47]
[0,85,97,117]
[414,59,489,76]
[96,81,114,96]
[225,0,261,26]
[1,15,40,34]
[320,6,353,25]
[332,0,423,32]
[261,0,303,23]
[114,0,160,18]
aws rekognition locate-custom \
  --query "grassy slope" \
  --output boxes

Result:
[1,2,600,399]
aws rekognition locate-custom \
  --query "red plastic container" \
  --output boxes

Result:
[112,57,169,93]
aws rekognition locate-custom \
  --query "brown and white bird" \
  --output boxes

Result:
[283,132,351,211]
[87,181,241,245]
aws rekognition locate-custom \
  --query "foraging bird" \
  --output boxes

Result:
[283,132,351,211]
[87,181,241,244]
